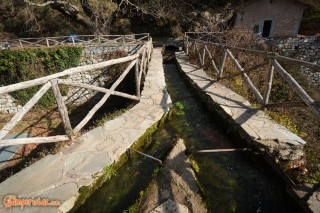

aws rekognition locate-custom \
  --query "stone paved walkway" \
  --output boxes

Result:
[176,52,305,153]
[0,48,172,213]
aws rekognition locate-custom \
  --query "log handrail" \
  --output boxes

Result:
[0,39,153,146]
[1,33,150,49]
[184,33,320,119]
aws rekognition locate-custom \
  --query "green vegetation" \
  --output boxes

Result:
[122,190,146,213]
[0,46,83,106]
[103,164,118,180]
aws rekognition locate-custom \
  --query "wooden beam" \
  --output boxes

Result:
[264,101,307,109]
[0,83,51,140]
[191,148,249,153]
[74,59,138,133]
[0,54,139,94]
[220,60,268,80]
[276,55,320,72]
[226,49,263,103]
[50,79,73,137]
[204,45,220,75]
[273,60,320,118]
[57,79,140,101]
[0,135,70,147]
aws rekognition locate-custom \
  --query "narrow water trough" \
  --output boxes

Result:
[75,48,303,213]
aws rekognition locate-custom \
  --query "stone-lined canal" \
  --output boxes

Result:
[76,53,303,212]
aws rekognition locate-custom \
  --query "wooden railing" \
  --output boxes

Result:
[0,39,153,147]
[0,33,150,49]
[184,32,320,119]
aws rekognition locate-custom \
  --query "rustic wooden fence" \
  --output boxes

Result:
[0,33,150,49]
[0,39,153,147]
[184,32,320,119]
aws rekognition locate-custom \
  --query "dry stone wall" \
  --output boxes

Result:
[0,44,140,113]
[262,36,320,85]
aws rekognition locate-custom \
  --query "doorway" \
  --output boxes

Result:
[262,20,272,37]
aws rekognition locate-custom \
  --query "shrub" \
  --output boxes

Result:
[0,46,83,106]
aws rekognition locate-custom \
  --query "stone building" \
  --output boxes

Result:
[235,0,309,37]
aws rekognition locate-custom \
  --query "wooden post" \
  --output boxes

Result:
[74,59,138,133]
[140,48,146,76]
[193,41,196,53]
[46,38,50,47]
[122,35,126,45]
[218,48,228,80]
[19,39,23,48]
[186,38,189,54]
[98,35,101,44]
[273,60,320,118]
[0,82,51,140]
[71,36,75,46]
[135,58,141,98]
[57,79,140,101]
[50,79,73,137]
[202,46,206,66]
[262,59,275,107]
[147,42,152,62]
[195,44,202,65]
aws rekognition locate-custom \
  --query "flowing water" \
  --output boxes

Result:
[77,53,303,213]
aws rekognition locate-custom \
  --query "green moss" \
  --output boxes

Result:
[190,157,200,173]
[70,109,173,212]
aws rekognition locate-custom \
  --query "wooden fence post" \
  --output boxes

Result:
[50,79,73,137]
[46,38,50,47]
[135,59,141,98]
[71,36,75,46]
[185,37,189,54]
[262,58,275,107]
[202,46,206,66]
[218,47,228,80]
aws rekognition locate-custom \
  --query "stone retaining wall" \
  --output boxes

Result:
[0,44,141,113]
[262,36,320,85]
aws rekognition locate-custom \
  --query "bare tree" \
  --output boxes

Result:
[22,0,118,34]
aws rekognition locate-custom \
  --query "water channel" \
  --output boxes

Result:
[76,50,303,213]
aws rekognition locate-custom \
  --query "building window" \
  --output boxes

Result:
[253,25,259,34]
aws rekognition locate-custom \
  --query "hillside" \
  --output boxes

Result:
[0,0,319,38]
